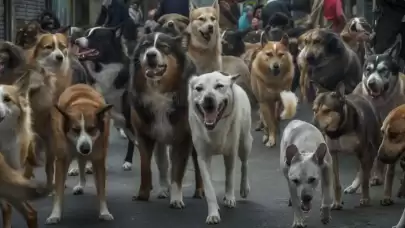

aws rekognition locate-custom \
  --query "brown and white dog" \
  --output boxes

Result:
[46,84,113,224]
[0,75,49,228]
[250,35,298,147]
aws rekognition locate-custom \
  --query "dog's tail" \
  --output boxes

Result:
[279,91,298,120]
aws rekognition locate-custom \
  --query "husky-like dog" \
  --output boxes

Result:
[0,75,49,228]
[188,71,252,224]
[280,120,333,228]
[46,84,113,224]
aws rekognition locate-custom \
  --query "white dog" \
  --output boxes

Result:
[280,120,333,228]
[188,71,252,224]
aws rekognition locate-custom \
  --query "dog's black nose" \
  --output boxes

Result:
[368,80,377,89]
[208,25,214,33]
[301,194,313,202]
[306,54,316,64]
[202,96,215,111]
[79,143,91,155]
[55,54,63,62]
[273,63,279,69]
[167,21,174,27]
[146,52,157,59]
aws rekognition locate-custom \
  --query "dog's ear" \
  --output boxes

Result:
[54,105,69,119]
[325,32,344,54]
[385,34,402,61]
[54,105,71,133]
[56,25,71,36]
[189,0,198,11]
[285,144,300,166]
[96,104,113,118]
[212,0,220,16]
[188,75,199,89]
[312,143,328,165]
[335,82,346,97]
[280,34,289,47]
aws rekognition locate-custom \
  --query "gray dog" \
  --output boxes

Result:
[280,120,333,228]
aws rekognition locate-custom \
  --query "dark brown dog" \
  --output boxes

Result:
[313,83,381,209]
[157,13,189,34]
[0,41,27,85]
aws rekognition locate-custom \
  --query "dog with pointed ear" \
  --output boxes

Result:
[47,83,114,224]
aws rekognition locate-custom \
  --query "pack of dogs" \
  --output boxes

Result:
[3,1,405,227]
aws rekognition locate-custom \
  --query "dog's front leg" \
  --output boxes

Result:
[8,201,37,228]
[331,151,343,210]
[154,143,170,199]
[45,157,70,224]
[343,164,361,194]
[320,165,333,224]
[370,158,385,186]
[197,152,220,224]
[223,153,236,208]
[72,159,87,195]
[381,163,396,206]
[92,158,114,221]
[288,183,305,228]
[259,103,276,147]
[359,153,372,207]
[393,207,405,228]
[132,135,154,201]
[1,201,12,228]
[191,147,205,198]
[397,169,405,198]
[169,141,192,209]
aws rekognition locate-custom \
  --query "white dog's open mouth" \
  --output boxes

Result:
[301,201,312,213]
[145,64,167,79]
[196,100,228,130]
[200,31,211,42]
[76,48,99,59]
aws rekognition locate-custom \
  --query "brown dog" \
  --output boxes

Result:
[46,84,113,224]
[377,104,405,206]
[250,35,298,147]
[313,83,381,209]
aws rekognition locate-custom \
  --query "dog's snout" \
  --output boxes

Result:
[301,194,313,202]
[55,54,63,62]
[368,80,377,89]
[146,51,157,59]
[208,25,214,33]
[79,143,91,155]
[167,21,174,27]
[202,96,215,111]
[273,63,279,69]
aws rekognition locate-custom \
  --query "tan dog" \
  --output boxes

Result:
[250,35,298,147]
[157,13,189,34]
[46,84,113,224]
[27,29,76,187]
[0,75,49,228]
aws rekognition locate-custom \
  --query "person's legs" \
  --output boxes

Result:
[374,6,403,54]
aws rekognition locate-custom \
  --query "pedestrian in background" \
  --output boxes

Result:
[96,0,129,27]
[252,4,264,29]
[154,0,189,20]
[238,5,254,31]
[323,0,346,32]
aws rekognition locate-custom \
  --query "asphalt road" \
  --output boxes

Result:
[6,104,405,228]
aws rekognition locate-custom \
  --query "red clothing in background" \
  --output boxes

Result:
[323,0,345,32]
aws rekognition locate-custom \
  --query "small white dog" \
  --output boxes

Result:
[280,120,333,228]
[188,71,252,224]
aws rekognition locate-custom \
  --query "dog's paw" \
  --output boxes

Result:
[85,164,93,174]
[132,189,151,201]
[170,200,185,209]
[265,136,275,147]
[288,198,292,206]
[122,162,132,171]
[193,188,205,199]
[255,121,263,131]
[223,195,236,208]
[45,215,61,225]
[380,197,394,206]
[240,180,250,198]
[72,185,84,195]
[292,219,306,228]
[67,167,79,176]
[320,207,331,224]
[206,212,221,224]
[370,176,383,186]
[397,186,405,198]
[99,213,114,221]
[118,128,128,139]
[331,201,343,210]
[262,135,268,143]
[359,198,371,207]
[343,185,358,194]
[157,188,170,199]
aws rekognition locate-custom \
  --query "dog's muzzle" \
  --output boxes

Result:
[366,79,384,97]
[199,25,214,42]
[196,95,228,130]
[271,63,280,76]
[144,51,167,79]
[78,142,91,155]
[300,194,312,213]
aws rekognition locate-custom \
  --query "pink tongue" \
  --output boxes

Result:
[204,111,218,125]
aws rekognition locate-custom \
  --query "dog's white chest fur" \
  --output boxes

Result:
[326,132,360,153]
[85,62,123,95]
[142,90,174,142]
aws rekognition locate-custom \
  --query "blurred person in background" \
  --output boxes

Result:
[262,0,293,28]
[154,0,189,20]
[252,4,264,29]
[96,0,129,27]
[128,0,143,24]
[238,5,254,31]
[323,0,346,32]
[145,9,159,33]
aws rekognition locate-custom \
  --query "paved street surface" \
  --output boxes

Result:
[6,104,405,228]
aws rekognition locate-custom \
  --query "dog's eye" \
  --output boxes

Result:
[266,52,273,57]
[214,84,224,89]
[278,53,284,58]
[291,179,300,185]
[195,86,203,92]
[86,126,97,135]
[198,17,206,22]
[389,132,400,140]
[308,177,316,184]
[142,41,151,46]
[210,16,216,21]
[71,127,81,134]
[3,96,11,102]
[44,45,53,50]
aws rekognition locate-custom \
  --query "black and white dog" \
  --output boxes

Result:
[75,22,143,171]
